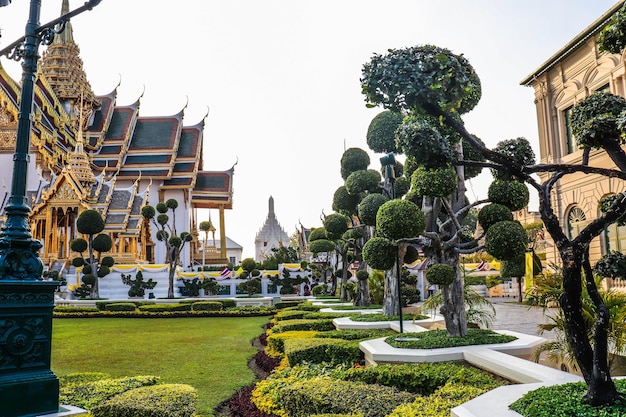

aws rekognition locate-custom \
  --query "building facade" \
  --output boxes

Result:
[0,0,235,272]
[521,1,626,266]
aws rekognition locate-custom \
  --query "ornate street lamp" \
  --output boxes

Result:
[0,1,101,416]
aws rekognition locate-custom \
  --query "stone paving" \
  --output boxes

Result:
[488,297,559,340]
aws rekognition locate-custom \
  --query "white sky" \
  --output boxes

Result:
[0,0,620,259]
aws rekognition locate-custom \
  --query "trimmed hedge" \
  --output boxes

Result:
[54,306,100,313]
[272,319,336,333]
[59,375,159,410]
[275,310,309,321]
[315,329,396,341]
[96,300,155,310]
[281,376,416,417]
[274,301,302,309]
[138,303,192,312]
[105,303,138,312]
[266,330,319,355]
[190,301,222,311]
[283,338,363,366]
[91,383,197,417]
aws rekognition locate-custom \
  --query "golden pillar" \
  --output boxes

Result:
[219,204,226,259]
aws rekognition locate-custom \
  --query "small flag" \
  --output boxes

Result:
[220,267,231,277]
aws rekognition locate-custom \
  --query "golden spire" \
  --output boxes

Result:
[68,94,95,186]
[40,0,100,121]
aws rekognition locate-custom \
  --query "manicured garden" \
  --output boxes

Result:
[52,316,269,416]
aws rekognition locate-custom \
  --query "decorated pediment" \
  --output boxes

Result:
[50,181,80,202]
[0,106,17,151]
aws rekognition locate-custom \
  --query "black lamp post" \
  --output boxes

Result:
[0,1,101,416]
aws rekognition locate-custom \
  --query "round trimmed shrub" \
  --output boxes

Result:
[332,186,361,217]
[394,176,410,198]
[396,119,453,168]
[76,209,105,235]
[309,239,336,255]
[485,221,528,261]
[411,165,458,198]
[571,91,626,149]
[376,200,425,240]
[426,263,456,286]
[358,193,389,226]
[478,203,513,231]
[488,180,529,211]
[345,170,381,195]
[156,202,168,213]
[324,213,350,240]
[141,205,156,219]
[82,273,97,286]
[309,227,328,242]
[341,148,370,180]
[362,237,397,271]
[72,257,85,267]
[70,238,88,253]
[93,234,113,252]
[101,256,115,267]
[366,110,403,153]
[491,138,535,180]
[594,250,626,279]
[356,270,369,281]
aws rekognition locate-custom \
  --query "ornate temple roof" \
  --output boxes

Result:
[254,196,289,260]
[0,0,234,237]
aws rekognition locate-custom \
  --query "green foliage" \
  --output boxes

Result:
[165,198,179,210]
[141,205,155,219]
[426,264,456,286]
[599,194,626,226]
[241,257,257,272]
[485,220,528,261]
[309,239,336,255]
[357,193,389,226]
[501,252,542,278]
[138,304,192,312]
[105,303,138,312]
[394,176,410,198]
[411,165,458,198]
[76,209,105,235]
[191,301,223,311]
[362,237,397,271]
[462,136,486,179]
[237,277,262,296]
[97,265,111,278]
[594,250,626,279]
[571,91,626,149]
[92,234,113,253]
[340,148,370,180]
[356,270,369,281]
[386,329,516,349]
[477,203,513,231]
[491,138,535,180]
[366,110,403,153]
[345,169,381,195]
[309,227,328,242]
[169,236,183,248]
[487,179,529,211]
[323,213,350,240]
[101,256,115,267]
[59,374,159,411]
[72,257,85,267]
[376,199,425,240]
[332,185,361,217]
[157,213,169,226]
[283,338,364,367]
[511,380,626,417]
[121,271,157,297]
[280,377,416,417]
[70,238,88,253]
[361,44,481,114]
[315,329,396,341]
[395,118,453,167]
[598,2,626,54]
[271,318,336,333]
[82,273,97,286]
[91,384,198,417]
[156,202,168,213]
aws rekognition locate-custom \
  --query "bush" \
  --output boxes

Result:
[477,203,513,231]
[281,376,416,417]
[315,329,396,341]
[426,264,456,286]
[218,299,237,309]
[54,306,100,313]
[105,303,138,312]
[60,375,159,410]
[190,301,222,311]
[284,338,363,366]
[275,310,309,321]
[91,384,197,417]
[229,384,273,417]
[138,303,192,312]
[271,319,336,333]
[266,330,319,355]
[387,384,489,417]
[485,220,528,261]
[274,301,302,309]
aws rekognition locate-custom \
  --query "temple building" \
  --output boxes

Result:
[521,2,625,267]
[0,0,234,271]
[254,196,290,261]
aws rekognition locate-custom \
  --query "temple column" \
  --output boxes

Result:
[219,204,226,259]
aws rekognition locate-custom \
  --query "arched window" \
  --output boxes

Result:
[567,206,586,239]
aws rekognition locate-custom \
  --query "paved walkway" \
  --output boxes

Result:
[488,297,558,340]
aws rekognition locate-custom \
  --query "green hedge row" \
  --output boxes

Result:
[284,338,363,366]
[281,376,416,417]
[271,318,336,333]
[59,375,159,410]
[91,384,198,417]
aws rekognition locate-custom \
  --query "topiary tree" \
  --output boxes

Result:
[70,209,114,299]
[142,203,193,298]
[238,257,261,296]
[357,22,626,404]
[121,271,157,298]
[366,110,403,153]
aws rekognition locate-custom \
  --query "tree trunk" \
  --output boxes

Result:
[440,254,467,337]
[559,247,618,405]
[340,252,349,302]
[354,275,371,307]
[88,234,99,299]
[382,266,399,316]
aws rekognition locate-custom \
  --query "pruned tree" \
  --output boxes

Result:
[142,202,193,298]
[238,257,262,296]
[356,9,626,405]
[70,209,114,299]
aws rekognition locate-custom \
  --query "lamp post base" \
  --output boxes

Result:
[0,280,58,417]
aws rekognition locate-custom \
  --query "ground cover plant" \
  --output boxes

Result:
[386,329,517,349]
[52,316,268,416]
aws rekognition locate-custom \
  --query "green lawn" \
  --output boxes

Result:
[52,316,270,416]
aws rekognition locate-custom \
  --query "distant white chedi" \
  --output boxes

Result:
[254,196,290,262]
